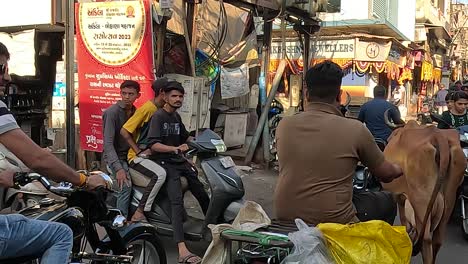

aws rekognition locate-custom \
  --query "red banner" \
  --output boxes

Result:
[76,0,153,152]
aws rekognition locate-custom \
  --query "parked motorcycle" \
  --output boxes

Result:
[128,129,245,242]
[269,99,284,162]
[3,171,166,263]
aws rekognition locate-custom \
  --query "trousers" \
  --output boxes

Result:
[131,157,167,212]
[160,161,210,243]
[0,214,73,264]
[108,160,132,218]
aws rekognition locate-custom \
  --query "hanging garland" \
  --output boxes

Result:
[312,58,354,69]
[398,68,413,84]
[385,61,400,81]
[374,62,386,73]
[432,68,442,83]
[355,61,371,73]
[421,61,433,81]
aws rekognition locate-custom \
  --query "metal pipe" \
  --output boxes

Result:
[304,34,310,76]
[155,19,167,77]
[182,1,201,137]
[245,60,287,165]
[261,19,274,166]
[65,0,75,167]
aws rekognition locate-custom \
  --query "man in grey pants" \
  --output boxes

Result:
[103,80,140,217]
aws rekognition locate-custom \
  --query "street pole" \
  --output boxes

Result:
[245,60,287,165]
[65,0,76,167]
[155,19,167,77]
[260,18,273,167]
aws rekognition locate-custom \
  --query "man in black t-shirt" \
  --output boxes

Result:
[144,81,209,264]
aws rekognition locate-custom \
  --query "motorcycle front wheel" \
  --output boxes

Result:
[462,218,468,241]
[123,231,167,264]
[127,237,165,264]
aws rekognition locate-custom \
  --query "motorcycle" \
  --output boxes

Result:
[0,144,48,212]
[430,113,468,240]
[3,171,166,263]
[455,126,468,241]
[417,103,433,125]
[353,138,386,193]
[128,129,245,242]
[269,99,284,162]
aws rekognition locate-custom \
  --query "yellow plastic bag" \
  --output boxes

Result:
[317,220,412,264]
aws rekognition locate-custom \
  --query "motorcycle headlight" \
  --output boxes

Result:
[211,139,227,153]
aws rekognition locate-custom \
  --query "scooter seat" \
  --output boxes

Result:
[129,168,189,191]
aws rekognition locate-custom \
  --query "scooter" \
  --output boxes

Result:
[128,129,245,241]
[0,143,48,212]
[3,171,166,264]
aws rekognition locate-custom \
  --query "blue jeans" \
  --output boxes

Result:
[108,160,132,218]
[0,214,73,263]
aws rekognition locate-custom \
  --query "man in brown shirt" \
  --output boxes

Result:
[274,61,403,226]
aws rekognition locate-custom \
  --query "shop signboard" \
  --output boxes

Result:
[76,0,154,152]
[270,38,355,60]
[0,0,53,28]
[388,44,407,67]
[355,39,392,62]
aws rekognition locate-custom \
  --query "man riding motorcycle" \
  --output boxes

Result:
[274,61,403,226]
[141,81,210,264]
[0,42,107,264]
[358,85,404,143]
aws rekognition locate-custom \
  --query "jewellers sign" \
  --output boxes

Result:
[270,39,356,60]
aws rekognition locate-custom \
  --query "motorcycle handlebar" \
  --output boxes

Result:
[13,172,113,197]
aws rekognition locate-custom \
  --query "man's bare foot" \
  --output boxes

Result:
[131,209,147,222]
[178,242,202,263]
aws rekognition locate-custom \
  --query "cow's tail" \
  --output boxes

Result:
[415,130,450,246]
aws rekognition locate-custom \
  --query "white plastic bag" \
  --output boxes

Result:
[281,219,334,264]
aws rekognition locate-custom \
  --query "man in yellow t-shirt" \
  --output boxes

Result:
[120,78,168,221]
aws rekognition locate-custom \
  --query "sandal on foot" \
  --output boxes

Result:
[178,253,202,264]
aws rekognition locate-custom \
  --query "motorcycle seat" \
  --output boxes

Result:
[129,168,189,191]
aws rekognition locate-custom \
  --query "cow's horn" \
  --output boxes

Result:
[384,109,404,130]
[344,91,351,107]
